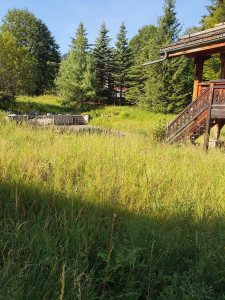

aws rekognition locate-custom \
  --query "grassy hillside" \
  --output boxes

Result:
[0,96,225,299]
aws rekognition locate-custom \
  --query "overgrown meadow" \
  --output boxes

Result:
[0,96,225,299]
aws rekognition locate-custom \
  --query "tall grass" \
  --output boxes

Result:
[0,98,225,299]
[0,95,74,114]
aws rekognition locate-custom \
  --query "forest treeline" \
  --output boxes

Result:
[0,0,225,113]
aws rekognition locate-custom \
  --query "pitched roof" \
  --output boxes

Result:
[160,23,225,58]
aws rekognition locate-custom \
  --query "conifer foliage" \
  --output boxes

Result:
[114,22,132,105]
[126,25,156,104]
[128,0,194,113]
[200,0,225,82]
[147,0,194,112]
[92,22,114,103]
[56,22,96,108]
[1,0,218,113]
[201,0,225,29]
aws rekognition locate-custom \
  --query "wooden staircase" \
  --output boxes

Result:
[54,114,86,126]
[166,80,225,147]
[73,115,86,125]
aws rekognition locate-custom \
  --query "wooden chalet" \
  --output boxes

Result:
[144,22,225,149]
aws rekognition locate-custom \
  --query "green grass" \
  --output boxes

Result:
[0,95,77,114]
[0,96,225,299]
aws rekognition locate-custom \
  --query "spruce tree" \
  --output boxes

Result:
[126,25,156,104]
[56,22,96,108]
[114,22,132,105]
[141,0,194,113]
[92,22,114,103]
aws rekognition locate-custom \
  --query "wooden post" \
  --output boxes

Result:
[220,53,225,79]
[203,82,214,151]
[193,57,204,101]
[213,120,225,140]
[213,53,225,141]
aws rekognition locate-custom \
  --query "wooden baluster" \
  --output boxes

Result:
[213,53,225,140]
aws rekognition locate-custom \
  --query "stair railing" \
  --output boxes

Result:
[211,81,225,106]
[166,87,210,142]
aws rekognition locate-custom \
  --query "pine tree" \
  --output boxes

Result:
[114,22,132,105]
[126,25,156,104]
[157,0,180,44]
[56,22,96,108]
[141,0,194,113]
[92,22,114,103]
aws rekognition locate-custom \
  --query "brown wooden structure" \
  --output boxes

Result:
[144,22,225,149]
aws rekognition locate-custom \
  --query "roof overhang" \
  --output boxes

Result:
[160,38,225,59]
[160,23,225,59]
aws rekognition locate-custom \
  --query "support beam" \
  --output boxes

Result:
[193,57,204,100]
[220,53,225,79]
[213,120,225,140]
[213,52,225,140]
[192,56,211,100]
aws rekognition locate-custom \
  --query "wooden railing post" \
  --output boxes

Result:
[193,57,204,100]
[203,82,214,151]
[166,87,210,142]
[213,53,225,141]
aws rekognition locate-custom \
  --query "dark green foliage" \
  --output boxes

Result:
[143,55,194,113]
[127,0,194,112]
[1,1,223,112]
[203,57,221,82]
[113,22,132,105]
[198,0,225,82]
[201,0,225,29]
[0,32,38,102]
[126,25,157,104]
[1,8,60,95]
[129,25,157,56]
[131,0,195,113]
[157,0,180,44]
[56,22,96,108]
[152,118,167,141]
[92,22,114,103]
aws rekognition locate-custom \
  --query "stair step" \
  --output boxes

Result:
[54,115,86,125]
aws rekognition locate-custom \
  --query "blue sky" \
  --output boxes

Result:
[0,0,209,54]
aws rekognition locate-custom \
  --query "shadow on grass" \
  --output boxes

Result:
[0,99,106,115]
[0,178,224,300]
[0,100,77,114]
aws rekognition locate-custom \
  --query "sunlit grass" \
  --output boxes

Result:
[0,97,225,299]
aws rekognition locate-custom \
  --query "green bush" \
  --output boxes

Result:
[152,118,167,141]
